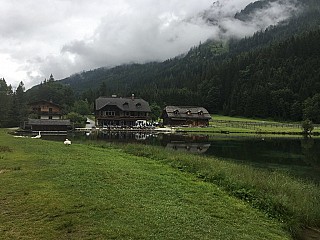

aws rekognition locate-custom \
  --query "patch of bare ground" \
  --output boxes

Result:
[299,227,320,240]
[0,145,12,152]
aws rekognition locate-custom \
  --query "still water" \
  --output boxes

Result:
[45,131,320,183]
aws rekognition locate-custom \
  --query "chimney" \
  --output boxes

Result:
[131,93,135,101]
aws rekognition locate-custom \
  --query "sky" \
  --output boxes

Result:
[0,0,298,89]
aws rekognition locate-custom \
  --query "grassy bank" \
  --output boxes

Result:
[114,143,320,238]
[177,115,320,135]
[0,129,290,239]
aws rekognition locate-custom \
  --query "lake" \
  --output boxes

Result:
[44,131,320,183]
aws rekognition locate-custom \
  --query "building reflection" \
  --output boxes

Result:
[166,142,211,154]
[84,131,211,154]
[98,131,154,142]
[161,133,211,154]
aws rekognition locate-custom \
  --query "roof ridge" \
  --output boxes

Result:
[167,106,207,108]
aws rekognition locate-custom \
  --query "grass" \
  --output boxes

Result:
[211,115,278,123]
[177,114,320,135]
[115,143,320,238]
[0,129,291,239]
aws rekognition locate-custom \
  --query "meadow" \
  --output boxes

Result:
[117,143,320,239]
[0,129,291,240]
[177,115,320,135]
[1,129,320,239]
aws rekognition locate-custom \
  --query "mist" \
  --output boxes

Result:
[0,0,300,89]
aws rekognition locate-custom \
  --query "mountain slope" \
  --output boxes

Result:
[53,0,320,121]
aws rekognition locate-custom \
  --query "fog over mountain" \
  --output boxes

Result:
[0,0,300,89]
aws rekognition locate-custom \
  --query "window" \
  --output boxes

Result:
[102,111,115,116]
[198,110,203,115]
[173,109,179,115]
[107,111,115,116]
[136,103,142,108]
[186,110,192,115]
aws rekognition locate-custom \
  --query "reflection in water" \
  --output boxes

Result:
[301,137,320,171]
[204,136,320,183]
[70,131,320,183]
[98,131,155,142]
[159,133,209,143]
[166,142,211,154]
[161,133,211,154]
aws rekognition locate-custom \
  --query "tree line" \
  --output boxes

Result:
[0,76,92,128]
[0,74,161,128]
[0,79,27,127]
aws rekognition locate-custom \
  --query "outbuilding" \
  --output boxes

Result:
[161,106,211,127]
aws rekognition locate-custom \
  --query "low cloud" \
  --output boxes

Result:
[200,0,299,39]
[0,0,299,89]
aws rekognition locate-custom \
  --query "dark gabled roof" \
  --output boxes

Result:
[27,119,71,126]
[28,100,61,108]
[163,106,211,120]
[95,97,151,112]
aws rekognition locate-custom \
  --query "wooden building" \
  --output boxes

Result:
[161,106,211,127]
[25,100,70,132]
[28,100,62,120]
[25,119,71,132]
[95,95,151,127]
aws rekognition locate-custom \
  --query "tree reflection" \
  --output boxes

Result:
[301,137,320,171]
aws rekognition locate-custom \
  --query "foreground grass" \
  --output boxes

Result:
[115,143,320,238]
[0,129,290,239]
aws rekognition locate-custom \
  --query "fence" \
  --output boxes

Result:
[211,120,320,130]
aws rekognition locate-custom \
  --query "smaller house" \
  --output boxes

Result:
[28,100,62,120]
[161,106,211,127]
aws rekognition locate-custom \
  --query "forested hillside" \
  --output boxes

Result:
[2,0,312,126]
[203,29,320,121]
[55,0,320,122]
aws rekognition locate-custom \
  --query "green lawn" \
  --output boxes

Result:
[177,114,320,134]
[0,129,290,239]
[211,115,278,123]
[119,144,320,227]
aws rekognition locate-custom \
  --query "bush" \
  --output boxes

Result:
[301,119,314,135]
[65,112,86,128]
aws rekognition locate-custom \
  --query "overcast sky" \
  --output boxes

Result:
[0,0,298,89]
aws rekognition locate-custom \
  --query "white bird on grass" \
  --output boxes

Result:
[31,131,41,139]
[64,139,71,145]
